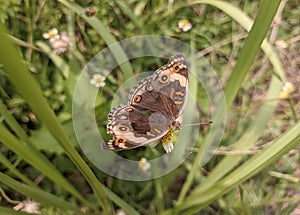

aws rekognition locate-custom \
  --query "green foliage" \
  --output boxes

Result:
[0,0,299,214]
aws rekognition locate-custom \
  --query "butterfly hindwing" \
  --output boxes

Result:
[102,104,169,150]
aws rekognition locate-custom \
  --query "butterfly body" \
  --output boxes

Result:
[102,53,189,151]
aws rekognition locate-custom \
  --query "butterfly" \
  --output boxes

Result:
[102,53,189,153]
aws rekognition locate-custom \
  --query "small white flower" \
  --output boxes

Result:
[116,209,127,215]
[279,81,295,99]
[162,142,174,153]
[90,74,106,88]
[178,19,192,32]
[138,158,151,171]
[282,82,295,93]
[21,200,40,214]
[42,28,59,40]
[49,32,71,54]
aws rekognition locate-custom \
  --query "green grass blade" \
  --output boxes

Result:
[0,124,92,207]
[0,172,79,212]
[191,0,284,193]
[103,187,140,215]
[114,0,142,28]
[0,99,32,145]
[176,0,283,203]
[175,121,300,213]
[35,41,70,79]
[0,20,139,215]
[221,0,282,104]
[8,34,42,52]
[0,99,90,207]
[58,0,134,81]
[0,152,35,187]
[0,22,111,212]
[194,77,282,192]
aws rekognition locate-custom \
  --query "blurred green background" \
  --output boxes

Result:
[0,0,299,214]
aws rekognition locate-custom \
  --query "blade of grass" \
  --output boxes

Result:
[0,22,111,212]
[0,99,90,206]
[35,40,77,99]
[193,74,281,193]
[0,152,36,187]
[0,124,94,208]
[0,172,79,212]
[191,0,284,193]
[35,41,83,100]
[0,21,139,215]
[0,99,32,145]
[114,0,142,28]
[58,0,134,81]
[35,41,70,79]
[174,121,300,214]
[207,0,282,104]
[154,178,164,212]
[103,186,140,215]
[176,0,283,203]
[8,34,42,52]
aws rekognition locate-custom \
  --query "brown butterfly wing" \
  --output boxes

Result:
[102,104,169,150]
[102,53,189,150]
[129,53,189,120]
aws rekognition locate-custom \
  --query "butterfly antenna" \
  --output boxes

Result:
[183,121,213,127]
